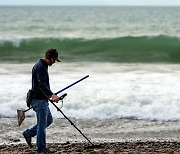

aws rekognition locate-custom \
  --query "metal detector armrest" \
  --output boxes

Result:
[58,93,67,101]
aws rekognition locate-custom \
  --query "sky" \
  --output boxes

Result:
[0,0,180,6]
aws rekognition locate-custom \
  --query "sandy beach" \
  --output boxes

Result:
[0,117,180,153]
[1,141,180,153]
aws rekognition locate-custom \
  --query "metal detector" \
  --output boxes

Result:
[38,87,94,146]
[17,75,95,146]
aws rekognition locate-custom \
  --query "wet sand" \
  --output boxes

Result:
[1,141,180,153]
[1,117,180,153]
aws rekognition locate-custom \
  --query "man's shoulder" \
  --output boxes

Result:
[33,59,44,70]
[34,59,43,66]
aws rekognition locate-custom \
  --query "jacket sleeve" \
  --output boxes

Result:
[36,67,53,97]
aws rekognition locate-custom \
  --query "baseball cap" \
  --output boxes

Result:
[45,48,61,62]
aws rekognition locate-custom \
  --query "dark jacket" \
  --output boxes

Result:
[32,59,53,99]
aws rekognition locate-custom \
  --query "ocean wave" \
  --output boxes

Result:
[0,35,180,63]
[0,63,180,121]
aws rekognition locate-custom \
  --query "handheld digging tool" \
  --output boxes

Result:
[17,93,67,126]
[17,108,31,127]
[55,75,89,95]
[17,75,89,126]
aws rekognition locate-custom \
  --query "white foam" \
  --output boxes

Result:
[1,63,180,121]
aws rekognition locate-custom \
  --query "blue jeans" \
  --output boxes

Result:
[24,99,53,151]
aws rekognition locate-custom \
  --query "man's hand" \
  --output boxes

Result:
[51,94,59,103]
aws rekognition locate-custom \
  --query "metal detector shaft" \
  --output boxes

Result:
[38,87,94,146]
[51,101,94,146]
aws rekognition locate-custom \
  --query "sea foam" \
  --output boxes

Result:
[0,63,180,121]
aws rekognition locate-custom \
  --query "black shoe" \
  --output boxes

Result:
[23,132,33,148]
[36,148,55,154]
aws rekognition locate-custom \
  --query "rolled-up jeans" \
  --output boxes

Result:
[24,99,53,151]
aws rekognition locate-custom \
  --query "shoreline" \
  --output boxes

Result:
[1,117,180,153]
[1,141,180,153]
[1,117,180,143]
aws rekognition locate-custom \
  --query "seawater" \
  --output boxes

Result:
[1,62,180,121]
[1,6,180,40]
[1,6,180,63]
[0,6,180,121]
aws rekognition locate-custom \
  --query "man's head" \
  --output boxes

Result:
[44,48,60,66]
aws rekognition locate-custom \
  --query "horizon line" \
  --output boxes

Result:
[0,4,180,7]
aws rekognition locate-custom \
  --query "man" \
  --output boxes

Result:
[23,48,60,153]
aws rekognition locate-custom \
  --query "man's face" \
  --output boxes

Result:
[47,58,56,66]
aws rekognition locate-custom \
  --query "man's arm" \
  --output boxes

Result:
[36,67,59,102]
